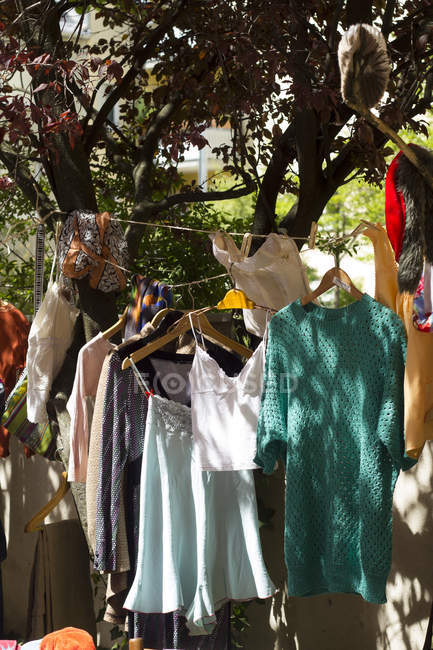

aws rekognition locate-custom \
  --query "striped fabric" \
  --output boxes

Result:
[1,370,57,459]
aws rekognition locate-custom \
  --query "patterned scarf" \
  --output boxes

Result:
[124,275,172,339]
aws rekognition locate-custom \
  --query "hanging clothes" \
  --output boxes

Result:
[86,352,131,629]
[26,520,96,642]
[255,295,416,604]
[123,392,276,635]
[93,319,242,647]
[210,232,311,337]
[363,223,433,458]
[94,344,243,574]
[67,332,114,482]
[189,326,266,471]
[26,270,79,424]
[131,601,232,650]
[86,320,179,630]
[1,371,56,459]
[58,209,128,293]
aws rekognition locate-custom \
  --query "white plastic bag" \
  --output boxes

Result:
[27,257,79,424]
[210,232,311,337]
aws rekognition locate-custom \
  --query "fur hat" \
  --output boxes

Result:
[338,24,390,109]
[385,146,433,294]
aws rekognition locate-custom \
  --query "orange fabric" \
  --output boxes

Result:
[0,303,29,396]
[0,424,10,457]
[61,212,126,291]
[364,224,433,459]
[40,627,95,650]
[0,303,30,457]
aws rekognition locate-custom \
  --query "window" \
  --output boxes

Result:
[60,8,90,37]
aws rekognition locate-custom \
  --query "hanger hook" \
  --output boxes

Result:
[333,251,339,269]
[228,262,236,287]
[187,284,195,310]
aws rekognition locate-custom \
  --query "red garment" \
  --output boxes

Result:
[0,303,30,457]
[40,627,95,650]
[385,149,406,261]
[0,303,29,397]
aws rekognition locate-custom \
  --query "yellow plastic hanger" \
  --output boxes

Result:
[24,472,70,533]
[216,288,256,310]
[122,309,252,370]
[301,267,363,306]
[102,307,128,340]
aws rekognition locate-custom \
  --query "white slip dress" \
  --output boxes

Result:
[124,363,276,636]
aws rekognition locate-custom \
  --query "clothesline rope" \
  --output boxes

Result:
[109,216,310,241]
[101,254,230,289]
[170,273,230,289]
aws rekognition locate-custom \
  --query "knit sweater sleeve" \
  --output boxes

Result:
[378,316,417,472]
[254,322,288,474]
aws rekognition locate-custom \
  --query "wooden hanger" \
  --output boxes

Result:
[301,267,363,306]
[349,219,381,239]
[122,309,252,370]
[102,307,128,340]
[24,471,70,533]
[150,307,171,328]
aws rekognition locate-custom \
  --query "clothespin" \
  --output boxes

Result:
[55,220,62,245]
[145,389,154,399]
[240,232,253,258]
[308,221,318,249]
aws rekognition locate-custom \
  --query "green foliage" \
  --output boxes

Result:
[231,602,250,648]
[0,167,254,314]
[130,202,251,310]
[91,570,129,650]
[0,184,54,314]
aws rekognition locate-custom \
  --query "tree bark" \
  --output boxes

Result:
[253,125,296,235]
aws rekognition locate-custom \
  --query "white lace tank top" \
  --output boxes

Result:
[189,321,266,471]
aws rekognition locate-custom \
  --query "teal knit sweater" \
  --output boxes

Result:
[254,294,417,604]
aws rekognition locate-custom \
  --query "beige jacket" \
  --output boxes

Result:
[364,224,433,459]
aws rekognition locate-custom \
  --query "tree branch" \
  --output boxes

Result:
[138,181,256,213]
[83,0,188,154]
[126,180,255,258]
[345,0,373,27]
[0,146,56,221]
[253,124,296,235]
[129,98,185,242]
[382,0,397,38]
